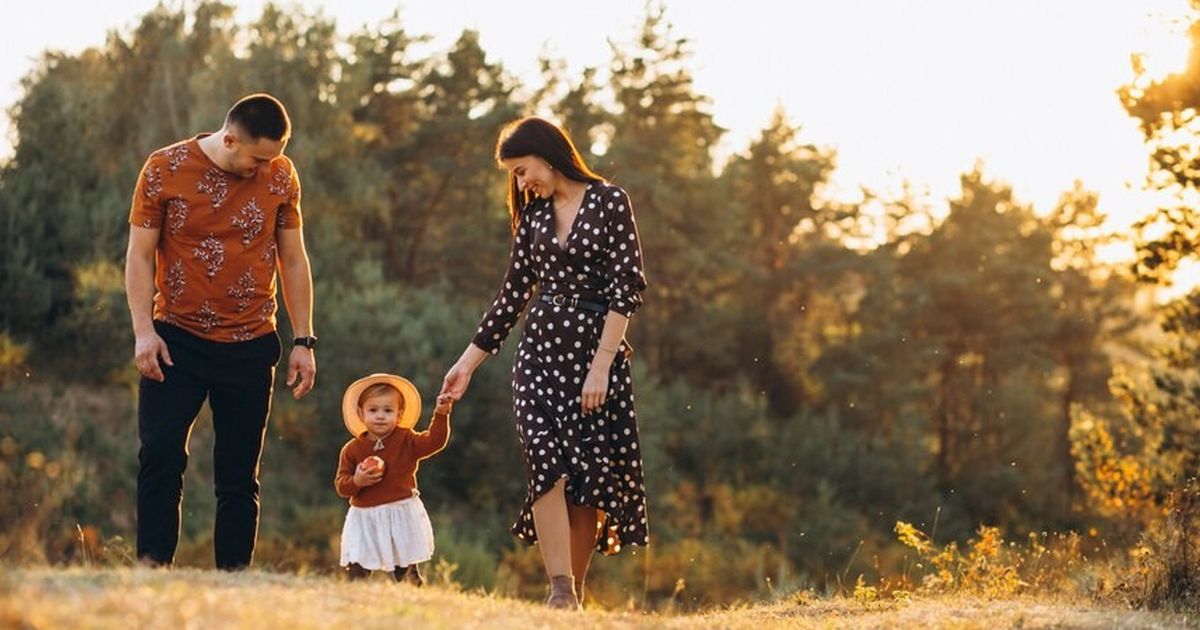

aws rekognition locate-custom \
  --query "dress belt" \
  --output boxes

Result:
[538,293,608,313]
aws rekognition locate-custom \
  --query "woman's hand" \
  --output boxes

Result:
[581,348,616,415]
[441,344,489,401]
[440,361,474,402]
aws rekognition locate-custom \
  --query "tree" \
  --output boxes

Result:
[1105,0,1200,496]
[1043,184,1139,511]
[361,30,520,293]
[602,5,727,380]
[720,108,841,415]
[820,168,1070,530]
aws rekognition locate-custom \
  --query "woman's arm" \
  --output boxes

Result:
[600,186,647,319]
[441,344,488,401]
[581,312,629,415]
[443,208,538,400]
[582,186,647,415]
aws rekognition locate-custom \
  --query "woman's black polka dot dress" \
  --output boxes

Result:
[472,181,648,555]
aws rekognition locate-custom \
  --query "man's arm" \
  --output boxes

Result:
[125,226,172,381]
[276,227,315,398]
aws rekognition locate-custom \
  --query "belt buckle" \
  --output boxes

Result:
[551,294,566,307]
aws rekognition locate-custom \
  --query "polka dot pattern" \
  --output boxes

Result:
[471,182,649,555]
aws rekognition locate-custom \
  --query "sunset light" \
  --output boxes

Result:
[5,1,1200,624]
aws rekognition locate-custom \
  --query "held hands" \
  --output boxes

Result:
[434,393,454,415]
[133,331,173,382]
[440,361,473,402]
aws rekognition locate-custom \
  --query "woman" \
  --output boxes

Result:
[440,117,648,609]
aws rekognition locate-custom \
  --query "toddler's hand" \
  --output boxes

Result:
[352,461,383,487]
[435,393,453,414]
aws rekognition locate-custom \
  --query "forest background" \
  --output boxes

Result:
[2,0,1199,611]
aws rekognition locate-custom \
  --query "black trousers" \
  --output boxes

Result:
[136,321,281,569]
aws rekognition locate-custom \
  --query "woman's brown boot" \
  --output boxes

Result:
[546,574,579,610]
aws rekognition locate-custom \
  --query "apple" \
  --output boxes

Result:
[362,455,385,474]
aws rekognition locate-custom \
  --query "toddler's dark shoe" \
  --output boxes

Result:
[346,563,370,581]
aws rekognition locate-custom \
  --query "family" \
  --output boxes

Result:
[123,94,649,610]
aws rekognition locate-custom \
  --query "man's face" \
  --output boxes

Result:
[223,129,286,178]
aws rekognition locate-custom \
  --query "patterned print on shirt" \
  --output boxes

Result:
[260,239,277,263]
[197,167,229,209]
[231,324,255,342]
[269,165,292,197]
[259,296,276,322]
[164,144,190,172]
[193,234,226,279]
[165,259,186,305]
[143,166,163,199]
[195,300,220,333]
[165,198,189,235]
[227,268,256,312]
[232,198,265,245]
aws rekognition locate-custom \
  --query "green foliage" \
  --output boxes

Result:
[893,520,1085,598]
[1063,2,1200,610]
[0,384,138,564]
[0,0,1146,610]
[1115,477,1200,611]
[0,333,28,388]
[1112,2,1200,493]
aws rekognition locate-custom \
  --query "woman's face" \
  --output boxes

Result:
[503,155,556,198]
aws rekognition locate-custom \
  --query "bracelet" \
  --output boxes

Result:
[597,344,620,354]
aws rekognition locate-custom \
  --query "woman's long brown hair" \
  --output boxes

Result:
[495,117,604,233]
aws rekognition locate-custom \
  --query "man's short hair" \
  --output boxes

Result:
[225,93,291,141]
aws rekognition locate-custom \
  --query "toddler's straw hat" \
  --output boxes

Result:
[342,373,421,436]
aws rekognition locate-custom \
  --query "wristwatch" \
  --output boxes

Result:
[293,335,318,350]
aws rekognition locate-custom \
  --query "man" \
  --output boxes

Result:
[124,93,316,569]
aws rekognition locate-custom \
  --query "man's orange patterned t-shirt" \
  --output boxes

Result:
[129,135,302,342]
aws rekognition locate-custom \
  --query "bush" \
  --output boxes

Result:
[0,383,137,564]
[1112,477,1200,611]
[892,520,1086,598]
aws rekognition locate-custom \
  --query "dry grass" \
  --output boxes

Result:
[0,568,1196,629]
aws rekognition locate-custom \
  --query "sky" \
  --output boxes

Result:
[0,1,1194,250]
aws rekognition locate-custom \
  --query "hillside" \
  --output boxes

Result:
[0,569,1195,629]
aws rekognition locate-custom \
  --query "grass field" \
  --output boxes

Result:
[0,568,1196,629]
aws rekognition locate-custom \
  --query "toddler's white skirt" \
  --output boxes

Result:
[339,493,434,570]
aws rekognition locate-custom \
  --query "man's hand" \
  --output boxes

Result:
[133,332,173,382]
[286,346,316,399]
